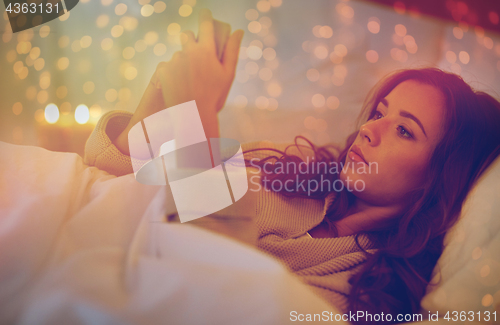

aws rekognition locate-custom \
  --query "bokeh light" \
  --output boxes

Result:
[44,104,59,124]
[75,104,90,124]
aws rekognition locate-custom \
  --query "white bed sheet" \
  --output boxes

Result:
[0,141,341,325]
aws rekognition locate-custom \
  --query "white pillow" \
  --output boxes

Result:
[421,156,500,318]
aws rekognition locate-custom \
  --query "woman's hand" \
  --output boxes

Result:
[114,9,244,155]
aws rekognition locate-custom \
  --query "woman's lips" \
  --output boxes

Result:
[348,146,368,165]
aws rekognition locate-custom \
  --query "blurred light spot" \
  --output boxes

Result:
[34,109,44,123]
[245,61,259,75]
[111,25,124,37]
[336,3,354,19]
[304,116,316,129]
[245,9,259,21]
[367,20,380,34]
[331,75,344,86]
[118,88,131,101]
[141,5,154,17]
[366,50,378,63]
[459,51,470,64]
[57,57,69,70]
[314,45,328,59]
[124,66,137,80]
[106,89,118,102]
[29,47,40,60]
[255,96,269,109]
[480,265,490,277]
[327,96,340,110]
[312,25,322,38]
[16,41,31,54]
[320,26,333,38]
[34,58,45,71]
[257,1,271,12]
[96,14,109,28]
[89,104,102,118]
[17,67,28,79]
[123,47,135,59]
[56,86,68,99]
[472,247,482,260]
[393,1,405,14]
[115,3,127,15]
[248,21,262,33]
[262,47,276,61]
[60,102,71,115]
[44,103,59,123]
[6,49,17,63]
[139,0,150,4]
[26,86,37,100]
[154,1,167,13]
[446,51,457,63]
[484,37,493,49]
[307,69,320,82]
[259,16,272,28]
[12,102,22,115]
[13,61,23,74]
[39,72,50,89]
[179,4,192,17]
[167,23,181,35]
[101,38,113,51]
[234,95,248,108]
[101,0,113,5]
[135,39,147,52]
[395,24,407,37]
[392,33,404,46]
[182,0,196,5]
[258,67,273,81]
[269,0,282,7]
[482,294,493,307]
[12,127,23,144]
[83,81,95,94]
[144,31,159,45]
[268,98,278,111]
[489,11,499,25]
[71,40,82,52]
[453,27,463,39]
[118,17,137,31]
[154,43,167,56]
[334,44,347,57]
[267,82,282,97]
[75,104,90,124]
[247,46,263,60]
[312,94,325,108]
[39,26,50,38]
[80,36,92,48]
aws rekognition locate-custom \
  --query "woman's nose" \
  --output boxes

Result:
[359,123,379,146]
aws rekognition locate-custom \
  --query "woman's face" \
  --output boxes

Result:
[340,80,446,206]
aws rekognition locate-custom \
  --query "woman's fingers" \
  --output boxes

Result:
[197,9,215,49]
[222,29,244,76]
[181,30,196,50]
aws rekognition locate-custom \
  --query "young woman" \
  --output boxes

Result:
[85,10,500,323]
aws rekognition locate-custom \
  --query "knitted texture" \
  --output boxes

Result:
[84,110,376,312]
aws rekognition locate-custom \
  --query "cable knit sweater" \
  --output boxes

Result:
[83,110,377,313]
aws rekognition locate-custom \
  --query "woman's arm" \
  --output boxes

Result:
[113,9,243,155]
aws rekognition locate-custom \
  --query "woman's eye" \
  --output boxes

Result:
[397,126,413,139]
[371,111,383,120]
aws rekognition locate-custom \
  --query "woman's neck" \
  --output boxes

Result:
[334,198,403,237]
